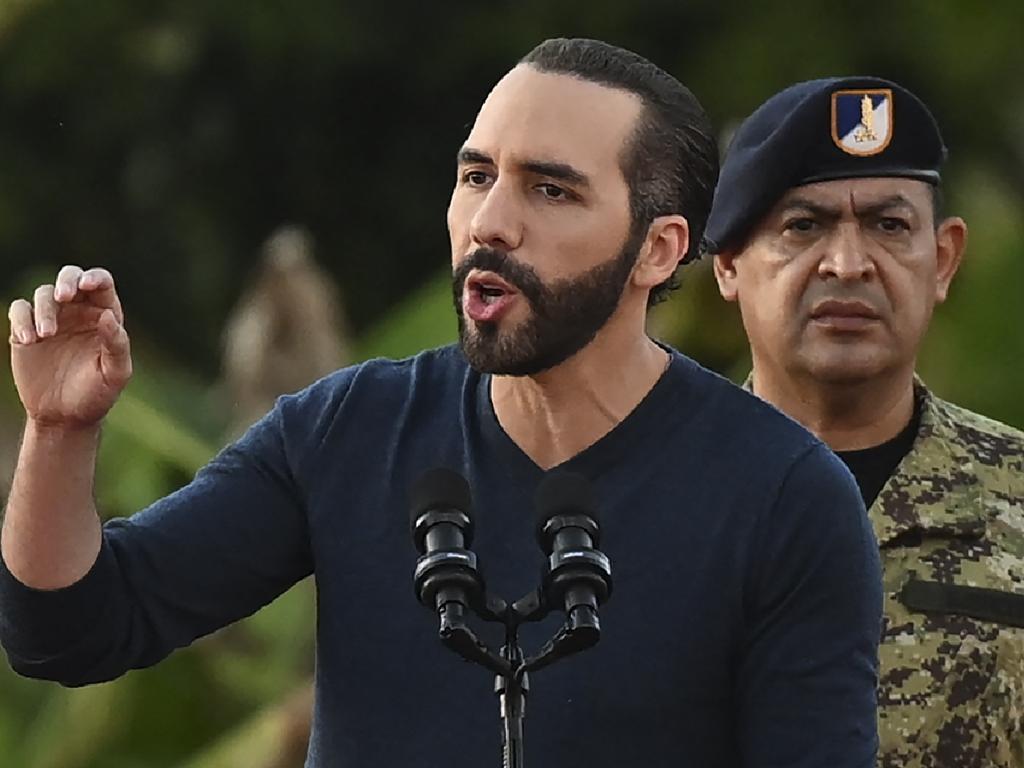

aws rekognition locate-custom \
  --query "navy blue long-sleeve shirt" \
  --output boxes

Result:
[0,345,882,766]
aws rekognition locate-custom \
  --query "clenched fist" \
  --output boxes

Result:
[8,265,132,430]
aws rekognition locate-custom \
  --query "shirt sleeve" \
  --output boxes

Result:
[737,443,883,768]
[0,389,320,687]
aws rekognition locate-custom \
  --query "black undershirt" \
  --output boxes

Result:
[834,398,922,507]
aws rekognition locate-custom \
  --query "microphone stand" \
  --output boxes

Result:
[412,471,611,768]
[495,639,527,768]
[425,587,607,768]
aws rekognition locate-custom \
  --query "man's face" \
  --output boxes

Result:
[715,177,965,384]
[447,65,644,375]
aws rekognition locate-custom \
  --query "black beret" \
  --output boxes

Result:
[704,76,947,254]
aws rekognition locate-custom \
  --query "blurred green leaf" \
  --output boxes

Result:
[356,270,457,361]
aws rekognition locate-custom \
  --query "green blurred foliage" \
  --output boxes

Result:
[0,1,1022,766]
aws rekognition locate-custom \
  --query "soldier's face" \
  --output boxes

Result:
[446,65,643,375]
[714,177,966,384]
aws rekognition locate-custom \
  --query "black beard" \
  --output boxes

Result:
[452,228,644,376]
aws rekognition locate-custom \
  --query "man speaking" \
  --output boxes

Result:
[2,41,881,766]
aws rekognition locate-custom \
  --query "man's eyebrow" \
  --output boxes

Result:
[455,147,591,188]
[456,147,493,166]
[520,160,591,188]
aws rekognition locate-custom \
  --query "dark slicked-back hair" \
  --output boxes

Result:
[520,38,719,305]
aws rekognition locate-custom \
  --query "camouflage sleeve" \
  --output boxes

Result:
[737,443,882,768]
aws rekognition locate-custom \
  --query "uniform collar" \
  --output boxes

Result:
[740,374,985,545]
[871,379,984,546]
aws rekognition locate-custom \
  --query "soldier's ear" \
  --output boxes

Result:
[713,251,740,302]
[934,217,966,303]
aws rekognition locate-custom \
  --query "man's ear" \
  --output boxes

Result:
[632,215,689,291]
[713,251,740,302]
[934,216,967,303]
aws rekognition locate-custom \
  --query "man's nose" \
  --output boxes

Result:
[469,181,524,252]
[817,223,877,282]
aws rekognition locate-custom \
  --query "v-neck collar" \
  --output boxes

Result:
[475,348,694,487]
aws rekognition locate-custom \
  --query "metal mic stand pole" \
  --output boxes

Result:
[494,631,528,768]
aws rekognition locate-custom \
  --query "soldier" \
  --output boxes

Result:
[706,76,1024,767]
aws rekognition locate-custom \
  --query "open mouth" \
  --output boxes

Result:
[463,271,519,322]
[467,271,517,303]
[477,283,507,303]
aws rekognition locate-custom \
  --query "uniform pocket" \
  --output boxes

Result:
[899,578,1024,628]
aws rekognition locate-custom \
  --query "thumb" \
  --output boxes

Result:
[97,309,132,387]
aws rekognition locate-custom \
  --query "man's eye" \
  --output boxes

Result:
[537,183,570,201]
[784,217,818,233]
[462,171,491,186]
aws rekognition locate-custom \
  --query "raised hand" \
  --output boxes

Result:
[8,265,132,430]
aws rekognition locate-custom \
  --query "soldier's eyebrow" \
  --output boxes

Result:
[851,194,919,218]
[778,197,842,221]
[778,193,919,221]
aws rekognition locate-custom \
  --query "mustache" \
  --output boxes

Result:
[452,247,546,307]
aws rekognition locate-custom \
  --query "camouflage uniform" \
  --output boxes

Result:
[704,72,1023,763]
[743,376,1024,764]
[874,382,1024,767]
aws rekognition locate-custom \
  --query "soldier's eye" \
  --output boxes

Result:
[878,217,910,233]
[784,217,818,234]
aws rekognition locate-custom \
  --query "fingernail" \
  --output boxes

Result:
[38,322,53,337]
[17,331,30,344]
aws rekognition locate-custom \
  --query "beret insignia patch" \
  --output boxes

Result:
[832,88,893,156]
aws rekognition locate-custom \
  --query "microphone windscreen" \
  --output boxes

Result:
[409,467,473,532]
[534,470,598,532]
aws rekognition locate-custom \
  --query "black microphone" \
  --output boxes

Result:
[411,468,510,676]
[410,467,482,624]
[534,471,612,630]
